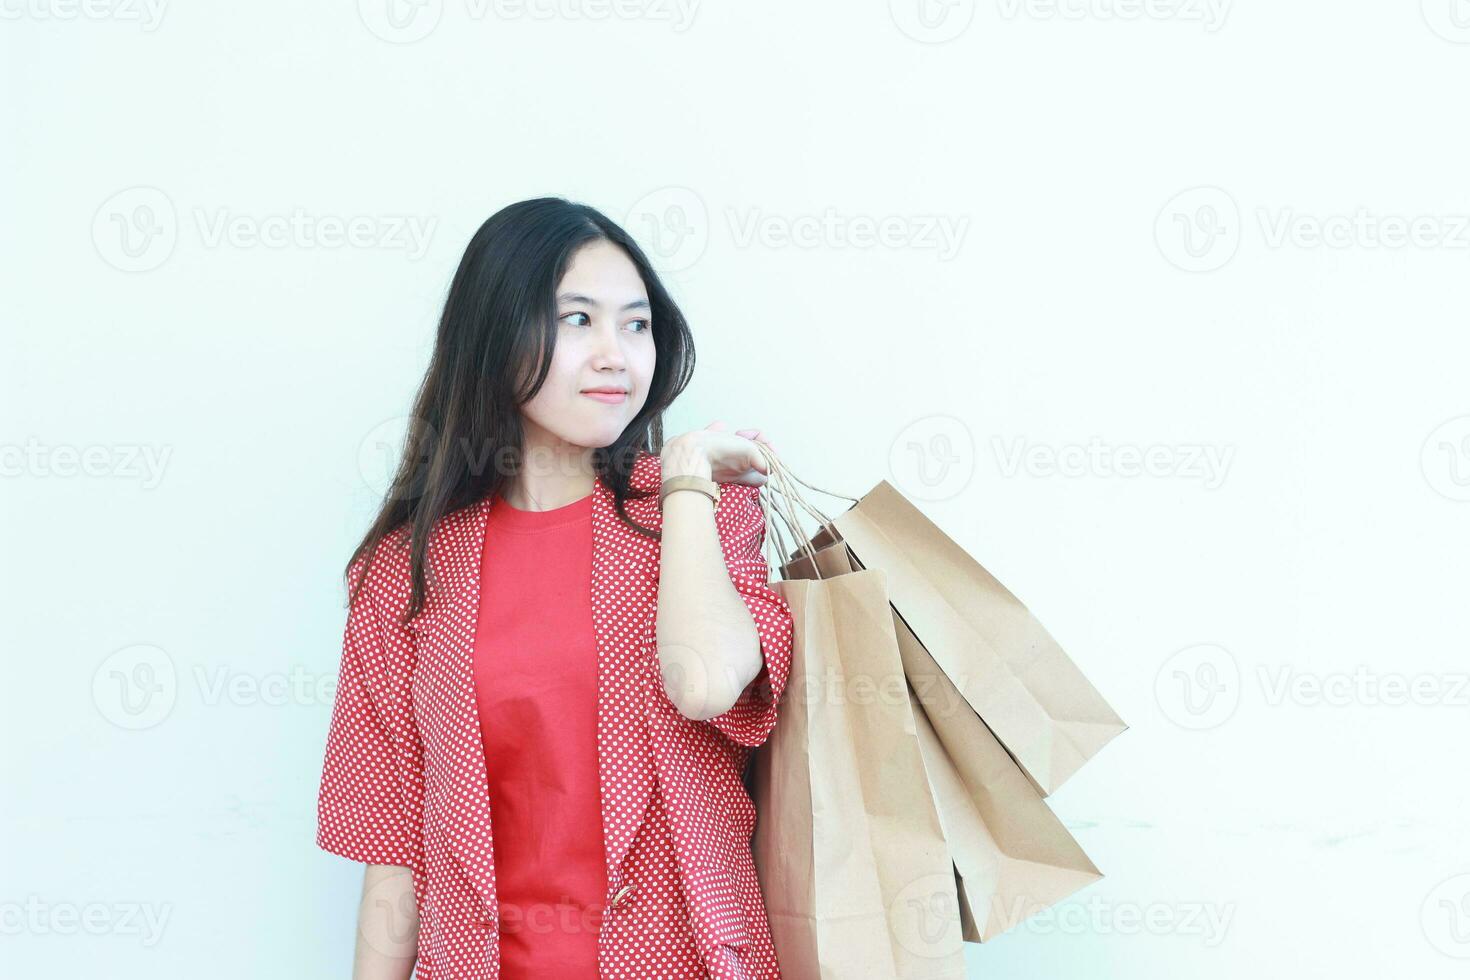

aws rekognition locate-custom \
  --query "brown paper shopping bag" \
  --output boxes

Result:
[749,449,967,980]
[787,537,1103,945]
[895,614,1102,940]
[811,480,1127,796]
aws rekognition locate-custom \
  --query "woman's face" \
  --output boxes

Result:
[517,239,656,461]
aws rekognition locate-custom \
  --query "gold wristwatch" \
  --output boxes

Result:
[660,474,721,508]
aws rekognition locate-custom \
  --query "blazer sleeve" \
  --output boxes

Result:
[701,481,796,749]
[315,547,425,869]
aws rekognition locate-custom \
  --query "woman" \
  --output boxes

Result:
[315,197,795,980]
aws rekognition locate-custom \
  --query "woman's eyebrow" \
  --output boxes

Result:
[557,292,651,313]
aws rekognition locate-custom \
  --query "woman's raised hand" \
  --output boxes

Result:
[662,420,778,486]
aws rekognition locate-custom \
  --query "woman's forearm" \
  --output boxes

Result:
[352,863,419,980]
[655,440,763,720]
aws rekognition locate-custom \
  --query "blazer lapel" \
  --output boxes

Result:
[417,495,498,917]
[428,454,664,916]
[590,458,662,885]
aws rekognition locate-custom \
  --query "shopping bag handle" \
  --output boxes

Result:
[750,442,858,582]
[750,443,814,577]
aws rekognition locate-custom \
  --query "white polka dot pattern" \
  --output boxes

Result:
[316,451,795,978]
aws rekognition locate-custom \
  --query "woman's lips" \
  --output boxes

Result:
[582,391,627,404]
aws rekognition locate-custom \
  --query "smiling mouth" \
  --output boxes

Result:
[582,390,628,403]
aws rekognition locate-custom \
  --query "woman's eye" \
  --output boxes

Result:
[560,312,649,332]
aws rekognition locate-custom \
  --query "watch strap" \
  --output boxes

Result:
[660,474,721,508]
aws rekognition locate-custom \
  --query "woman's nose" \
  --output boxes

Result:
[590,322,628,367]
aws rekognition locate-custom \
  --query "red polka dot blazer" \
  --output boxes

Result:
[316,450,795,979]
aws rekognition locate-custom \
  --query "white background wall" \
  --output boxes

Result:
[4,2,1469,977]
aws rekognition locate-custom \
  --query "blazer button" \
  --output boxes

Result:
[610,883,635,907]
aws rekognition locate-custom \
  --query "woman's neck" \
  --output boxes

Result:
[499,444,598,511]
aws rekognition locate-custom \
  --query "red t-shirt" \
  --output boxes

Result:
[472,490,608,977]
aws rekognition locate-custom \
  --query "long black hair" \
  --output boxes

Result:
[345,197,696,623]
